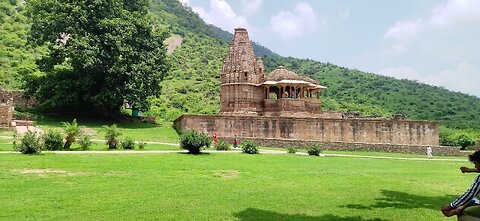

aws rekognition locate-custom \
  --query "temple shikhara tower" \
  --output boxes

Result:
[220,28,327,117]
[175,28,440,151]
[220,28,265,114]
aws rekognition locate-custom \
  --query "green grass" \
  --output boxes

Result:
[0,152,471,220]
[0,141,181,151]
[35,116,180,143]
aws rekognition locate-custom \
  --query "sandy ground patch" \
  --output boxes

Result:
[15,168,89,177]
[213,170,240,179]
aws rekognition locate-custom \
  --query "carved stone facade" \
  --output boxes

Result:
[175,28,440,147]
[220,28,265,115]
[220,28,325,116]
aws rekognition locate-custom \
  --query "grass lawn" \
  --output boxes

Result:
[35,116,180,143]
[0,152,471,220]
[0,141,181,151]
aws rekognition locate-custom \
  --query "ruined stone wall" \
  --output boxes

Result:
[0,87,36,107]
[174,114,439,146]
[221,137,460,156]
[0,101,13,128]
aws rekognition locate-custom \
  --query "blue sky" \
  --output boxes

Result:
[180,0,480,98]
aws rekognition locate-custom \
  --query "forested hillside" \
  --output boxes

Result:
[1,0,480,131]
[262,57,480,129]
[0,0,42,89]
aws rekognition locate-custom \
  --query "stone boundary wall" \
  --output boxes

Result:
[217,137,463,156]
[0,87,37,107]
[175,114,439,146]
[0,101,13,128]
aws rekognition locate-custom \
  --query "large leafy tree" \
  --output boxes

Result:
[25,0,169,116]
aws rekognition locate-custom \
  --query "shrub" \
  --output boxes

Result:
[241,140,259,154]
[42,130,63,150]
[307,144,323,156]
[78,134,93,150]
[215,139,230,151]
[121,137,135,149]
[180,130,211,154]
[457,133,476,150]
[137,140,146,149]
[439,127,457,146]
[286,146,297,154]
[16,131,41,154]
[103,124,122,149]
[62,119,81,149]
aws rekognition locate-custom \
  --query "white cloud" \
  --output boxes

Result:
[270,2,318,40]
[425,63,479,97]
[430,0,480,26]
[378,63,480,97]
[377,66,421,80]
[241,0,262,15]
[191,0,250,33]
[339,7,351,19]
[383,0,480,55]
[179,0,189,4]
[383,19,424,54]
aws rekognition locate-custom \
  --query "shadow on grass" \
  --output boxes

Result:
[341,189,457,210]
[179,152,211,155]
[234,208,387,221]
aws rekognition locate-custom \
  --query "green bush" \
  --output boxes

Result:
[103,124,122,149]
[42,130,63,150]
[78,134,93,150]
[16,131,42,154]
[286,146,297,154]
[307,144,323,156]
[62,119,81,149]
[121,137,136,149]
[137,140,146,149]
[214,139,229,151]
[457,133,476,150]
[180,130,211,154]
[241,140,259,154]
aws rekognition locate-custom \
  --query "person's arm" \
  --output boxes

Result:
[461,166,479,173]
[441,204,467,217]
[450,175,480,209]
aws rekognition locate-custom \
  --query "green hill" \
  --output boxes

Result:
[1,0,480,131]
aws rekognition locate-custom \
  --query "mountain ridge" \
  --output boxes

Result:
[1,0,479,131]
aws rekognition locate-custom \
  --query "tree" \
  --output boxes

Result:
[103,124,122,149]
[62,119,81,149]
[457,133,476,150]
[25,0,169,116]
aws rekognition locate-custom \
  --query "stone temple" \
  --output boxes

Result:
[174,28,439,149]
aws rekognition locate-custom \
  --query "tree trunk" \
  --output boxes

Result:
[64,137,74,149]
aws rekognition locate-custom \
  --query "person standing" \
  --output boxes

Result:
[213,132,218,147]
[233,134,238,148]
[427,146,433,159]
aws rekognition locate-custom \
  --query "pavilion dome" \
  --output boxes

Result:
[266,66,318,84]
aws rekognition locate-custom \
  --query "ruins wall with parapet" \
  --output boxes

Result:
[0,87,37,107]
[174,114,439,146]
